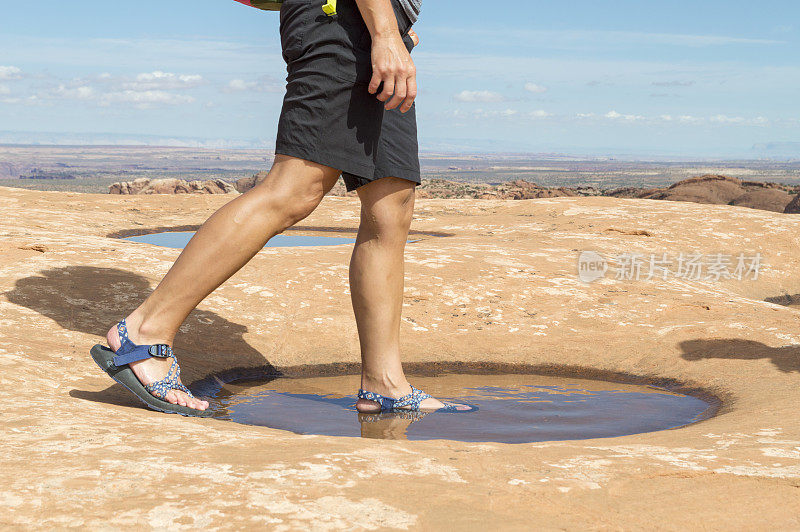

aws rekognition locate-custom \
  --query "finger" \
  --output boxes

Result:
[377,76,395,103]
[385,76,407,110]
[368,71,382,94]
[400,76,417,113]
[409,29,420,47]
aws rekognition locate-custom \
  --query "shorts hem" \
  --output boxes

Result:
[342,165,421,193]
[275,142,375,179]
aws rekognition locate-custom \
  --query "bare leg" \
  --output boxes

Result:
[349,177,469,412]
[106,155,341,410]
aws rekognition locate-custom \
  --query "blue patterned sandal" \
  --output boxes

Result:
[357,385,477,413]
[89,319,212,417]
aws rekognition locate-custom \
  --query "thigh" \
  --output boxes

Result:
[253,154,341,200]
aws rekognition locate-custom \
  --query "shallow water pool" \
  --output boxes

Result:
[205,373,713,443]
[123,231,357,249]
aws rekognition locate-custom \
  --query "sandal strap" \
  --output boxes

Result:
[144,358,194,400]
[357,385,432,412]
[112,318,174,367]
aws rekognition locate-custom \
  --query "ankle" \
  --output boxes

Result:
[124,310,175,345]
[361,372,411,398]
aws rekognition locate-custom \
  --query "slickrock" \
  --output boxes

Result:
[2,185,800,529]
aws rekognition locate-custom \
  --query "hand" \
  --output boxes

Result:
[368,33,417,113]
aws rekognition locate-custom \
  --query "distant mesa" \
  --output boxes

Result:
[108,177,236,195]
[18,168,76,180]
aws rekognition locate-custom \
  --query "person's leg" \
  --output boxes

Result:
[106,155,341,410]
[349,176,469,412]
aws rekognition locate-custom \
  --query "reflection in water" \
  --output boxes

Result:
[123,231,357,249]
[358,411,429,440]
[205,374,713,443]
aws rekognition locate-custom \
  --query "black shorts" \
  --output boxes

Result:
[276,0,420,193]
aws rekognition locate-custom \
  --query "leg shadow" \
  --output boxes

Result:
[679,338,800,373]
[4,266,275,409]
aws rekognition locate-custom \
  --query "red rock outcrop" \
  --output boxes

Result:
[784,192,800,213]
[109,178,236,195]
[234,171,269,193]
[610,174,794,213]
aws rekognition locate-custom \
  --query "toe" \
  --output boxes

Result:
[418,397,472,411]
[418,397,446,411]
[189,396,208,411]
[163,390,179,405]
[179,392,191,407]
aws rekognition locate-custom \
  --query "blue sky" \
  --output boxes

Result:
[0,0,798,157]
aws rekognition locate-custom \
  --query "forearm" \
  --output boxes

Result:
[354,0,400,40]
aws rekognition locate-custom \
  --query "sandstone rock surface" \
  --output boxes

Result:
[2,185,800,528]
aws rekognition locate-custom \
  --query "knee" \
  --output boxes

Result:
[361,186,415,236]
[255,180,325,228]
[276,189,324,227]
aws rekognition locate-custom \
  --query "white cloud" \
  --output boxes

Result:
[122,71,204,90]
[27,84,96,102]
[605,110,645,121]
[529,109,552,118]
[524,83,547,94]
[0,85,10,95]
[0,66,22,80]
[223,76,283,94]
[452,108,518,119]
[709,114,745,124]
[100,90,195,108]
[454,90,505,103]
[227,79,257,91]
[53,84,96,100]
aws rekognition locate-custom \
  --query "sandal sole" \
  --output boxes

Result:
[90,344,213,418]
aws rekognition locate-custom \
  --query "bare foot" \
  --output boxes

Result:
[106,318,209,411]
[356,379,471,413]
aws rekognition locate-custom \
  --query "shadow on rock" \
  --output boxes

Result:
[679,338,800,373]
[5,266,275,407]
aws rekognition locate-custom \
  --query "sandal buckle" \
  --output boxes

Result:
[148,344,173,358]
